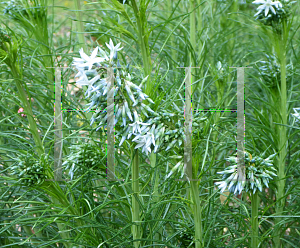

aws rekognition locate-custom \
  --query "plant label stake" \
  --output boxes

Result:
[54,67,63,182]
[176,66,201,182]
[229,66,252,183]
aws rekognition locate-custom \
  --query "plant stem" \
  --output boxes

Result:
[274,20,288,248]
[197,0,203,62]
[131,146,140,248]
[190,180,203,248]
[51,196,71,248]
[167,0,177,65]
[251,191,259,248]
[74,0,87,52]
[131,0,152,95]
[190,0,196,67]
[149,152,162,243]
[150,152,158,196]
[190,0,196,96]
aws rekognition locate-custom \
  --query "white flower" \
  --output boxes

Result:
[292,107,300,122]
[75,75,100,98]
[144,132,156,147]
[74,67,88,84]
[253,0,282,17]
[215,181,227,193]
[129,121,150,134]
[132,132,155,156]
[74,47,105,70]
[105,38,123,61]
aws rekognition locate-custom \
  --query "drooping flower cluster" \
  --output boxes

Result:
[253,0,296,27]
[10,153,48,186]
[62,143,107,180]
[215,151,277,195]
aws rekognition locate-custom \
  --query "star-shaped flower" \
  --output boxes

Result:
[75,74,100,97]
[105,38,123,61]
[253,0,283,17]
[74,47,105,70]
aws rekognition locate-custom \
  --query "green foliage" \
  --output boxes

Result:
[0,0,300,247]
[10,153,48,186]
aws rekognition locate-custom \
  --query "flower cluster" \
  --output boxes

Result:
[119,107,206,157]
[72,39,159,156]
[215,151,277,195]
[256,54,293,88]
[62,143,107,180]
[145,109,205,179]
[10,153,48,186]
[257,54,281,88]
[253,0,296,27]
[73,39,206,157]
[152,109,205,152]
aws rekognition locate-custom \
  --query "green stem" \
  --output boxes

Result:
[51,196,71,248]
[274,20,288,248]
[131,146,140,248]
[189,0,196,98]
[197,0,203,61]
[167,0,177,65]
[74,0,86,52]
[149,152,162,243]
[45,182,87,246]
[251,191,259,248]
[190,180,203,248]
[190,0,196,67]
[131,0,152,95]
[5,52,50,245]
[150,152,158,197]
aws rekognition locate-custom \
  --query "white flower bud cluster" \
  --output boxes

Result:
[62,143,106,180]
[215,151,277,195]
[256,54,293,88]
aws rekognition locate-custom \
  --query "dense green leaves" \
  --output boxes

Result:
[0,0,300,247]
